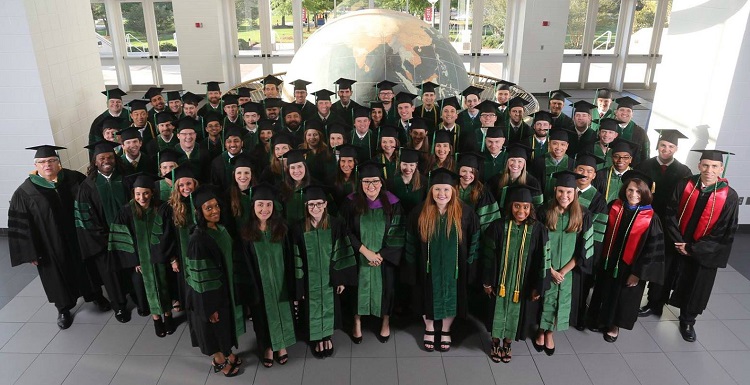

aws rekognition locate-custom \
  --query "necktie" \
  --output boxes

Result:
[132,160,138,168]
[661,164,668,174]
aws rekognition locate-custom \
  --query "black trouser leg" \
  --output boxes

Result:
[647,249,679,309]
[92,254,127,311]
[679,310,698,326]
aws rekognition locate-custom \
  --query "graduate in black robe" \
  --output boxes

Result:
[185,186,242,377]
[482,186,549,363]
[487,143,544,209]
[291,186,357,357]
[664,150,739,342]
[340,161,405,344]
[388,148,427,217]
[404,169,480,353]
[240,184,298,367]
[89,88,130,145]
[76,140,132,322]
[8,145,109,329]
[636,130,693,316]
[588,171,664,342]
[209,125,245,191]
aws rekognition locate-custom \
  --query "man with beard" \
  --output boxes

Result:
[126,99,158,147]
[331,78,361,126]
[375,80,399,126]
[290,79,317,121]
[548,90,574,131]
[210,125,245,190]
[200,111,224,161]
[637,130,692,318]
[527,110,552,161]
[165,90,183,117]
[90,88,129,145]
[119,127,156,175]
[198,81,225,117]
[281,102,304,145]
[9,145,111,329]
[144,87,166,126]
[504,96,532,144]
[663,150,738,342]
[614,96,650,166]
[414,81,440,131]
[263,97,283,129]
[76,140,132,322]
[567,100,598,155]
[222,94,243,127]
[407,117,430,155]
[145,112,178,155]
[350,105,376,161]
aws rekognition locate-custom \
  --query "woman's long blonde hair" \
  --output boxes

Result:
[168,178,199,227]
[544,187,583,233]
[498,159,527,190]
[418,185,463,243]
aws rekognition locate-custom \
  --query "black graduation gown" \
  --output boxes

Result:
[403,202,480,320]
[330,100,362,126]
[249,142,271,177]
[120,153,157,176]
[618,121,649,166]
[185,227,238,356]
[297,101,319,122]
[89,111,129,145]
[8,170,99,311]
[457,110,482,136]
[589,202,664,330]
[504,122,533,144]
[209,151,242,191]
[636,158,692,218]
[291,217,357,341]
[665,177,739,314]
[488,172,544,210]
[145,135,179,156]
[349,130,377,161]
[200,136,224,162]
[415,104,441,132]
[481,220,550,340]
[567,128,597,156]
[551,113,575,131]
[174,146,212,184]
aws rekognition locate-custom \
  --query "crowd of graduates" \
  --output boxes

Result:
[7,74,739,377]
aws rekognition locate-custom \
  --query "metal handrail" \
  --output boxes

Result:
[593,30,613,51]
[125,33,147,53]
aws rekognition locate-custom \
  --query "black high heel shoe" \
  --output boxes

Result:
[153,317,166,338]
[163,314,176,335]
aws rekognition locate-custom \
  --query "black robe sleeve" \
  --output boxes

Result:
[8,185,42,266]
[185,228,230,320]
[75,178,110,259]
[631,214,665,284]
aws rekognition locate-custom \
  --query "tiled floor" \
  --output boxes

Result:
[0,236,749,385]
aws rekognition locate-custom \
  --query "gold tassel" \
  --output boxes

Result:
[499,284,506,297]
[513,290,520,303]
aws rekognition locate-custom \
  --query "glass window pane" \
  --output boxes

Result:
[565,0,588,53]
[658,0,673,54]
[624,63,647,83]
[592,0,621,54]
[92,3,113,58]
[240,63,263,82]
[302,6,330,46]
[561,62,581,83]
[271,1,293,54]
[482,0,506,53]
[129,65,154,85]
[121,2,149,58]
[450,0,474,54]
[588,62,612,82]
[160,64,181,84]
[102,66,117,86]
[236,0,262,55]
[629,0,658,54]
[154,2,177,56]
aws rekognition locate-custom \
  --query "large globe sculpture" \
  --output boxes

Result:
[284,9,470,101]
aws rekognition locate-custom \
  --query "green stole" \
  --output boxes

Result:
[158,180,172,202]
[208,226,245,337]
[578,187,607,243]
[429,215,459,319]
[357,209,386,317]
[302,228,336,340]
[492,220,533,339]
[156,135,178,152]
[234,190,252,231]
[392,177,422,213]
[540,212,576,331]
[242,129,259,150]
[593,143,613,171]
[619,121,635,140]
[380,154,397,180]
[285,186,305,223]
[254,231,296,350]
[351,131,372,159]
[459,185,501,232]
[483,152,506,181]
[603,167,629,203]
[95,173,126,223]
[134,202,169,314]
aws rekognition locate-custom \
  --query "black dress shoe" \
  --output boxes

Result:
[93,297,111,312]
[679,323,697,342]
[574,324,586,331]
[57,311,73,330]
[163,314,176,335]
[603,333,618,343]
[114,309,131,323]
[137,308,149,317]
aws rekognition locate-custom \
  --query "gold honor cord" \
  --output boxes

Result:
[499,221,528,303]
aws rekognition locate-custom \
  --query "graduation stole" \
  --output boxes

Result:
[419,104,439,127]
[602,200,653,277]
[677,176,729,241]
[498,220,530,302]
[530,137,546,160]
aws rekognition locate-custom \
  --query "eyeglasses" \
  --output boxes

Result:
[306,202,326,209]
[480,113,497,118]
[361,179,382,187]
[612,155,632,161]
[35,159,60,165]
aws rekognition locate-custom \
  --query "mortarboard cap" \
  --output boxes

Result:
[357,160,385,179]
[158,148,181,164]
[457,152,485,170]
[692,149,734,162]
[224,124,244,139]
[127,173,163,189]
[283,102,302,116]
[575,152,605,169]
[353,106,371,119]
[202,81,224,92]
[553,170,585,188]
[191,185,218,210]
[204,111,222,124]
[290,79,312,91]
[615,96,640,110]
[486,126,504,138]
[155,112,175,125]
[171,164,195,182]
[433,130,454,145]
[375,80,398,91]
[182,91,203,104]
[655,129,688,145]
[494,80,516,91]
[338,144,359,159]
[439,96,461,110]
[102,88,127,100]
[598,118,623,132]
[262,75,283,86]
[164,90,182,102]
[408,117,428,131]
[429,168,459,186]
[241,101,263,114]
[176,116,198,133]
[508,96,530,109]
[236,86,255,97]
[230,153,254,169]
[417,81,440,94]
[506,184,540,204]
[263,97,283,108]
[221,94,239,106]
[271,132,294,147]
[101,118,120,130]
[281,149,309,166]
[257,119,276,132]
[596,88,613,99]
[303,185,328,202]
[126,99,149,112]
[369,101,385,110]
[548,90,571,101]
[533,111,554,124]
[399,148,421,163]
[312,89,335,102]
[27,145,65,158]
[117,127,142,142]
[461,85,484,98]
[85,140,120,157]
[251,183,277,202]
[621,169,654,190]
[571,100,596,114]
[506,143,532,160]
[334,78,356,90]
[548,128,572,142]
[394,91,417,105]
[378,125,398,139]
[327,122,348,136]
[610,138,637,155]
[477,100,501,114]
[143,87,164,100]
